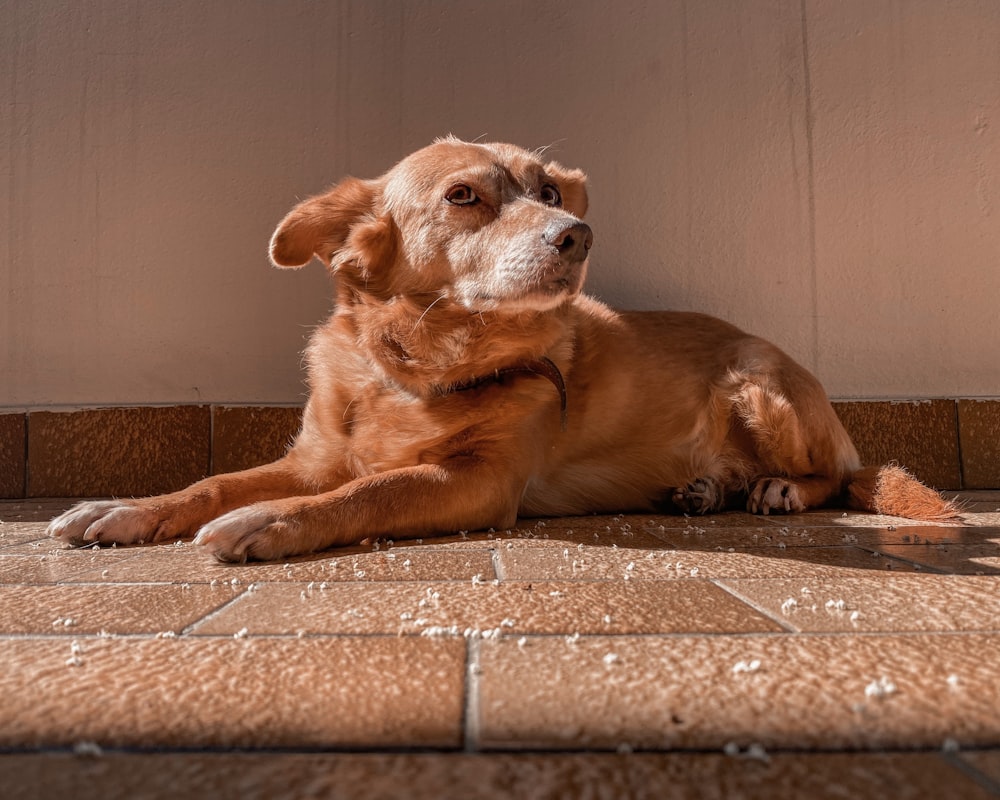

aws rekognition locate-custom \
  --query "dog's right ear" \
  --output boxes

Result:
[269,178,378,268]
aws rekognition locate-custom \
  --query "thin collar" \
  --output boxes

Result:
[441,356,568,430]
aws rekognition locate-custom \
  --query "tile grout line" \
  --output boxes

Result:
[953,399,966,491]
[463,637,482,753]
[943,751,1000,796]
[490,546,505,582]
[711,579,799,633]
[852,545,951,575]
[179,584,258,635]
[21,412,29,500]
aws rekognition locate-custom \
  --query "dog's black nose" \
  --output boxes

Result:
[545,221,593,264]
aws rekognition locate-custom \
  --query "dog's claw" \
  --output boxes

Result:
[748,478,805,515]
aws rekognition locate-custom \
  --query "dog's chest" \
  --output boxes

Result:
[341,387,469,474]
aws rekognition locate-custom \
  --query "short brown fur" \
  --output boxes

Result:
[49,139,958,561]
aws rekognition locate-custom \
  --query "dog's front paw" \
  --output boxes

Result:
[748,478,806,515]
[671,478,723,514]
[48,500,171,547]
[194,505,302,563]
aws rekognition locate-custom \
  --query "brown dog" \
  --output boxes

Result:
[48,138,957,561]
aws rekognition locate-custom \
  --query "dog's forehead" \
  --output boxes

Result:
[386,141,545,198]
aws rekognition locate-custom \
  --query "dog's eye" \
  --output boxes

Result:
[540,184,562,206]
[445,184,479,206]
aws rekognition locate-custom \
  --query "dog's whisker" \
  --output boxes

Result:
[412,292,447,332]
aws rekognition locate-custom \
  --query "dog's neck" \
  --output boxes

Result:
[344,291,575,398]
[438,356,568,429]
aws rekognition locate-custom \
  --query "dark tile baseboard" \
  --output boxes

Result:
[0,400,996,499]
[0,406,302,499]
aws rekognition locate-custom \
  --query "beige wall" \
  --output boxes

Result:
[3,0,998,407]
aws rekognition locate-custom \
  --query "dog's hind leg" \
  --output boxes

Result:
[731,375,858,515]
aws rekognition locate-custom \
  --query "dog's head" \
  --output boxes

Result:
[269,138,591,314]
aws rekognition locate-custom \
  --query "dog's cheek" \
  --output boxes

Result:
[341,215,400,295]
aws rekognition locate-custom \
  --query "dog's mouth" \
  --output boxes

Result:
[459,254,589,314]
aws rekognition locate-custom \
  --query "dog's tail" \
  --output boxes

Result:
[845,464,961,521]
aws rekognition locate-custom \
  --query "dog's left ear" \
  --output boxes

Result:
[269,178,381,269]
[546,162,589,219]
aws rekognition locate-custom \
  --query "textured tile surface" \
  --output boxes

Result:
[211,406,302,475]
[496,543,924,581]
[66,541,497,584]
[833,400,961,489]
[959,749,1000,787]
[958,399,1000,489]
[721,575,1000,632]
[868,540,1000,576]
[0,751,994,800]
[190,580,785,636]
[0,637,464,749]
[0,413,26,499]
[27,407,211,497]
[476,633,1000,751]
[0,584,243,634]
[3,498,1000,775]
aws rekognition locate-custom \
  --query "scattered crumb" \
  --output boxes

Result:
[72,741,103,758]
[233,627,249,639]
[864,676,897,699]
[603,652,620,666]
[732,659,762,674]
[420,625,461,637]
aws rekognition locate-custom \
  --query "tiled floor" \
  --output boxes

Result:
[2,496,999,798]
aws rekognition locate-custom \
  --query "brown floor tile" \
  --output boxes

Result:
[868,542,1000,575]
[0,551,143,584]
[0,523,50,550]
[475,633,1000,751]
[66,540,497,584]
[959,750,1000,787]
[721,575,1000,633]
[497,543,924,582]
[749,508,966,528]
[0,751,994,800]
[27,407,211,497]
[958,399,1000,490]
[833,400,961,490]
[0,584,243,634]
[521,512,770,533]
[0,413,26,499]
[190,580,784,637]
[0,500,75,523]
[211,406,302,475]
[655,524,996,551]
[0,637,464,749]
